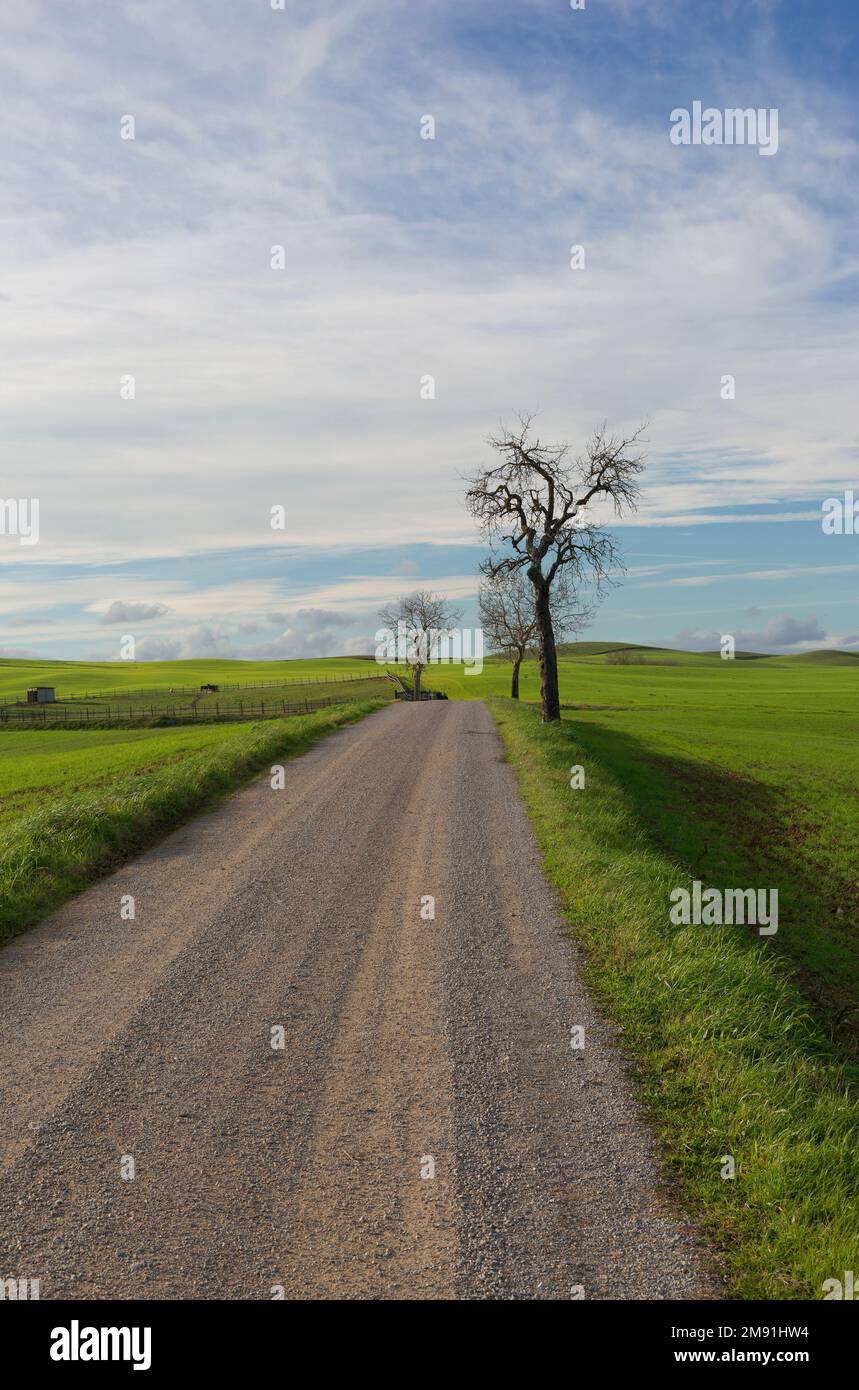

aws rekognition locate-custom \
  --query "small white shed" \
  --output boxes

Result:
[27,686,56,704]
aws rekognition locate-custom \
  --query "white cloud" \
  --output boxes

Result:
[667,563,859,587]
[247,609,369,660]
[134,637,182,661]
[97,600,170,624]
[674,612,826,652]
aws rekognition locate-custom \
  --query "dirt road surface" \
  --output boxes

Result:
[0,701,721,1299]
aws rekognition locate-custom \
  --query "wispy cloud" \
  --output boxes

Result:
[97,600,170,624]
[668,563,859,587]
[674,612,827,653]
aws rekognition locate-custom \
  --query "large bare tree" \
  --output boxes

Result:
[478,571,591,700]
[466,415,646,721]
[377,590,462,701]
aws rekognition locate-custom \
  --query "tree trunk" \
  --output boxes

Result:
[510,656,522,700]
[532,577,561,721]
[413,664,422,702]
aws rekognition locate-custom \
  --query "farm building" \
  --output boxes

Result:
[26,686,56,704]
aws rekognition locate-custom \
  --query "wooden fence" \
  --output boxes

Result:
[0,693,379,728]
[0,670,388,710]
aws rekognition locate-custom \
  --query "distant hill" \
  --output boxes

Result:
[553,642,859,664]
[555,641,669,657]
[701,649,770,661]
[785,649,859,665]
[554,641,762,664]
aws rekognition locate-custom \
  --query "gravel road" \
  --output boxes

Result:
[0,701,721,1299]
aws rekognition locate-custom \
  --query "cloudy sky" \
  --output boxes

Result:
[2,0,858,659]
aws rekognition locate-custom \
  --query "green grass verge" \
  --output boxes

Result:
[554,702,859,1058]
[0,701,382,944]
[490,696,859,1300]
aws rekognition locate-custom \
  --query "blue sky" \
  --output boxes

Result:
[1,0,857,659]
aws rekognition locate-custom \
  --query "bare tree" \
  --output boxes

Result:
[466,415,646,721]
[478,571,591,699]
[378,590,462,701]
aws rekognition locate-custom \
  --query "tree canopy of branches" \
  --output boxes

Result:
[478,571,591,699]
[377,590,462,701]
[466,415,646,721]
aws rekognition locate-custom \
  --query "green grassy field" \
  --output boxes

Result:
[0,656,390,724]
[0,655,380,702]
[0,723,268,829]
[429,648,859,1039]
[424,644,859,711]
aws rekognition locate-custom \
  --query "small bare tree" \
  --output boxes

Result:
[378,590,462,701]
[478,571,591,699]
[466,415,646,721]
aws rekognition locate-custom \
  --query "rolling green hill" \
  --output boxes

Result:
[0,655,377,703]
[788,648,859,665]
